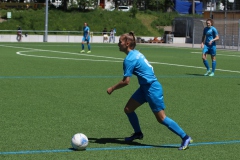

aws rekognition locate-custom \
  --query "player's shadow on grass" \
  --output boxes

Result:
[88,137,178,149]
[186,73,205,76]
[69,148,87,151]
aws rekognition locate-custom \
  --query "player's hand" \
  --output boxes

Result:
[107,87,114,95]
[208,40,213,45]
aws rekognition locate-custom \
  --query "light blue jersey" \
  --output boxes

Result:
[123,50,157,85]
[82,26,90,42]
[203,26,218,46]
[124,50,165,112]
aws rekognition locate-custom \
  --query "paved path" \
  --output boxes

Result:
[140,43,238,50]
[140,42,200,48]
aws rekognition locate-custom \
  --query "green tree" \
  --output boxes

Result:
[144,0,173,12]
[130,0,138,18]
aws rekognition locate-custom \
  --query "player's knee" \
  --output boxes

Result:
[157,119,163,123]
[202,56,207,61]
[124,107,131,114]
[154,110,166,123]
[212,56,216,60]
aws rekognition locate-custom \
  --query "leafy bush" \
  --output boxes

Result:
[151,12,178,27]
[0,9,197,36]
[0,9,147,35]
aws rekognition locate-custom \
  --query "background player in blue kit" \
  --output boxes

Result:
[81,22,91,53]
[106,31,192,150]
[201,19,219,76]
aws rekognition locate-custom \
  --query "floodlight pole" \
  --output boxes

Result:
[224,0,227,49]
[192,19,195,48]
[192,0,195,15]
[238,19,240,51]
[210,0,212,18]
[44,0,49,42]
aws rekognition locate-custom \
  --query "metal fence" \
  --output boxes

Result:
[0,30,109,43]
[0,30,107,36]
[173,17,240,51]
[195,19,240,51]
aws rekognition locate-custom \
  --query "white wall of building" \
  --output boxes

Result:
[0,34,187,43]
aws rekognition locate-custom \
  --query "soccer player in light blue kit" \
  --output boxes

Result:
[81,22,91,53]
[201,19,219,76]
[107,31,192,150]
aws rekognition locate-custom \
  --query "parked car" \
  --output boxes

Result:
[118,6,131,12]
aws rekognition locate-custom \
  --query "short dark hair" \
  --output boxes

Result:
[206,19,214,25]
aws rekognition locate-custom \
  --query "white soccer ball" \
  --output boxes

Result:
[71,133,89,150]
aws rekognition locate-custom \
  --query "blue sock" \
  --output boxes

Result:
[212,60,216,73]
[203,60,210,71]
[88,44,91,50]
[82,44,84,50]
[162,117,186,138]
[126,112,141,133]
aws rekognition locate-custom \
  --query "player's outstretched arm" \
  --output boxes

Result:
[107,77,130,95]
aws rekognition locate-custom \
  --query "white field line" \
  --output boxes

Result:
[1,45,240,74]
[17,50,123,63]
[191,51,240,57]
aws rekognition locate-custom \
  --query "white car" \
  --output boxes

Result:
[118,6,131,12]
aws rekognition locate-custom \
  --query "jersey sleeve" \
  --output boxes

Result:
[213,27,218,37]
[123,59,135,77]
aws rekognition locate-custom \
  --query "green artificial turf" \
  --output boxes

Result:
[0,42,240,159]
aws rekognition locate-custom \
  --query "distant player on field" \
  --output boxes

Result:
[109,28,115,43]
[81,22,91,53]
[201,19,219,76]
[17,26,22,42]
[107,31,192,150]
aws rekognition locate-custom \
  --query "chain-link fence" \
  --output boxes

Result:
[173,16,240,51]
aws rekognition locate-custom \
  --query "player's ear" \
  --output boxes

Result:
[125,41,130,47]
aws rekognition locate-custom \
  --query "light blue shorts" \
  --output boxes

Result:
[82,36,90,42]
[131,81,166,113]
[202,45,216,56]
